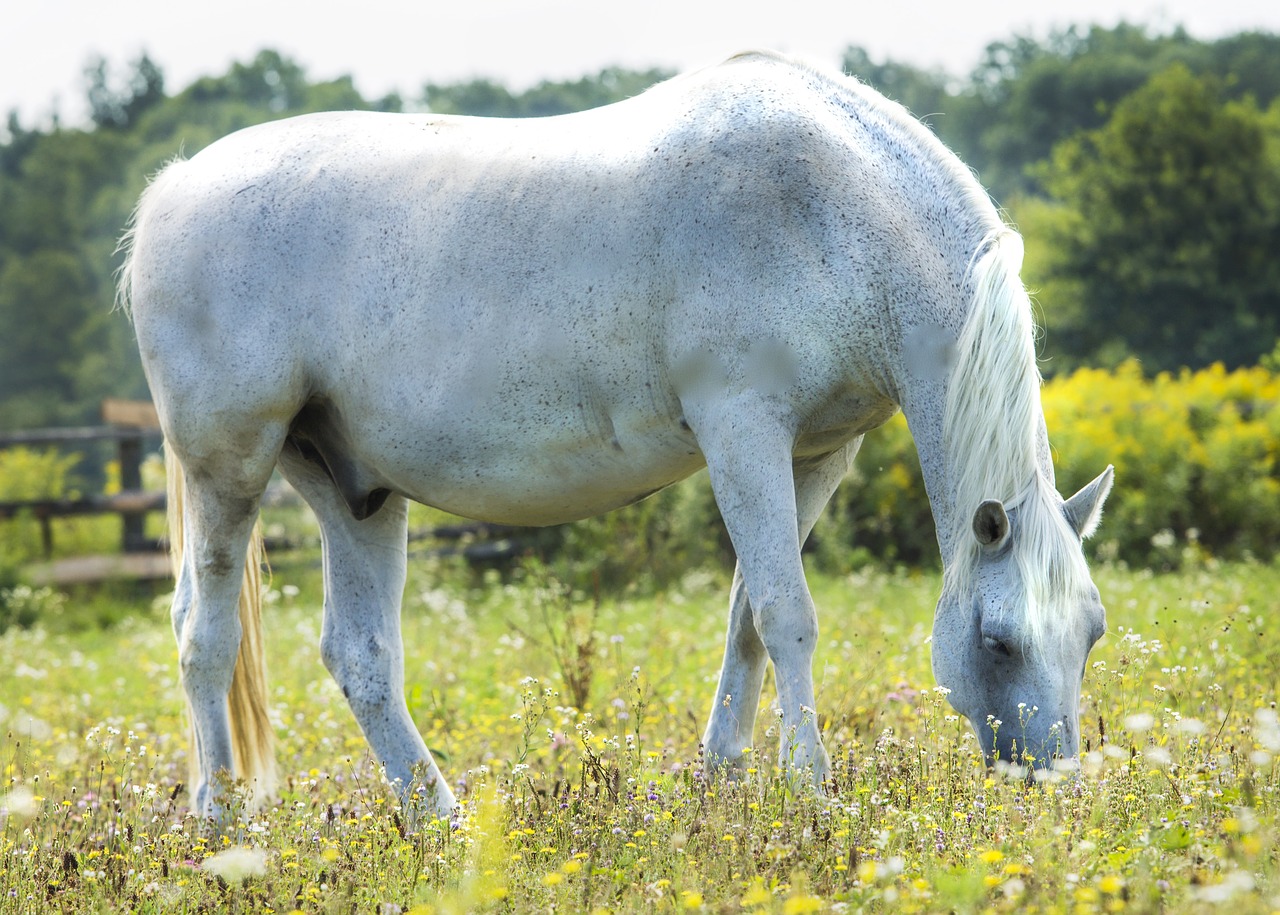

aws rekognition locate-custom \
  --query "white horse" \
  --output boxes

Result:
[119,50,1113,821]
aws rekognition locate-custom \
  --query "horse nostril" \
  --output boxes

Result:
[982,635,1012,658]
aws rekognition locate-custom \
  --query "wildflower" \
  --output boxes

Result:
[681,890,704,908]
[202,846,268,884]
[741,880,772,907]
[782,894,822,914]
[544,872,563,887]
[1,786,38,819]
[1099,874,1124,895]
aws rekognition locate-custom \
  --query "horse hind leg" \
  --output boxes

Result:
[168,436,280,820]
[701,567,766,771]
[277,442,457,824]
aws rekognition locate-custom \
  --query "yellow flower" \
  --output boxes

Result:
[1075,886,1100,904]
[742,881,772,907]
[978,849,1004,865]
[1098,875,1124,895]
[783,894,822,914]
[562,860,582,875]
[544,872,563,887]
[681,890,704,908]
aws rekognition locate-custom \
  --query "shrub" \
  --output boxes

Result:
[1047,360,1280,566]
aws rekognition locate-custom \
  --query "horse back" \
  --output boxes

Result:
[122,52,981,522]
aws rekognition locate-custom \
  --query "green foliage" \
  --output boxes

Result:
[0,447,82,574]
[809,360,1280,574]
[536,473,729,595]
[1046,361,1280,568]
[0,447,137,606]
[840,46,951,122]
[963,24,1210,197]
[0,445,82,500]
[0,583,67,631]
[84,53,166,131]
[1033,65,1280,372]
[812,415,936,572]
[424,66,673,118]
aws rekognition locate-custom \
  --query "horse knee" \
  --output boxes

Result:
[752,595,819,660]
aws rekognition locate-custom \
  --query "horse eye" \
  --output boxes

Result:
[983,635,1013,658]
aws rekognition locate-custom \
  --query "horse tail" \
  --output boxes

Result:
[165,445,277,804]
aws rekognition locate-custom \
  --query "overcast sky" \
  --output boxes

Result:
[5,0,1279,128]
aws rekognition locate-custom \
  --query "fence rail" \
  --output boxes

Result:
[2,401,529,584]
[1,400,164,561]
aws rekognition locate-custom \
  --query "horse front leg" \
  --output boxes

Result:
[692,399,841,785]
[702,437,861,776]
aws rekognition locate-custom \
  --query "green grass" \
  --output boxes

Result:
[2,557,1279,912]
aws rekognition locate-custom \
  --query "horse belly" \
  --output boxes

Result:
[371,412,711,527]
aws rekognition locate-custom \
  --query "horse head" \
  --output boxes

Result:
[931,467,1113,775]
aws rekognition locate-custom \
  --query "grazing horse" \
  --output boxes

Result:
[118,49,1113,821]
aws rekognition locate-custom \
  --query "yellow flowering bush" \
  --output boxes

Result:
[816,359,1280,569]
[1048,360,1280,566]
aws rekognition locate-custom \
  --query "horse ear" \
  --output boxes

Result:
[1064,465,1115,539]
[972,499,1009,548]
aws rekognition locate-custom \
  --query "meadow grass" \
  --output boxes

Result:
[1,556,1278,912]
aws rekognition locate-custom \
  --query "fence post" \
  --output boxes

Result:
[102,399,161,554]
[119,431,146,552]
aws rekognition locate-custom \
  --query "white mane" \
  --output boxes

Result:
[942,231,1093,655]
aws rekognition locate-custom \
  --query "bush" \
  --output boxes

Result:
[1047,360,1280,567]
[0,446,83,584]
[0,446,120,575]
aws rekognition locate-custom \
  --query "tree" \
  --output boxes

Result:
[423,67,672,118]
[1035,65,1280,371]
[86,54,165,130]
[0,50,388,431]
[840,46,951,122]
[963,24,1209,198]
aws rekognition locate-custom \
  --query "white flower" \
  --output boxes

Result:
[1,786,38,819]
[203,846,268,884]
[1124,712,1155,733]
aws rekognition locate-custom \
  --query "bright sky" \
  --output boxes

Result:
[5,0,1279,128]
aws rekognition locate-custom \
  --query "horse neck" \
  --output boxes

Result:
[899,231,1054,569]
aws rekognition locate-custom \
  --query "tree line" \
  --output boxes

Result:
[2,25,1278,433]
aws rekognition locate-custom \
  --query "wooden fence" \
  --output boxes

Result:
[0,399,169,583]
[1,400,527,585]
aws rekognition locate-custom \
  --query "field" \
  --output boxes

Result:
[2,555,1279,913]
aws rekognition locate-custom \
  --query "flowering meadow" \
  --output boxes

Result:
[2,554,1279,913]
